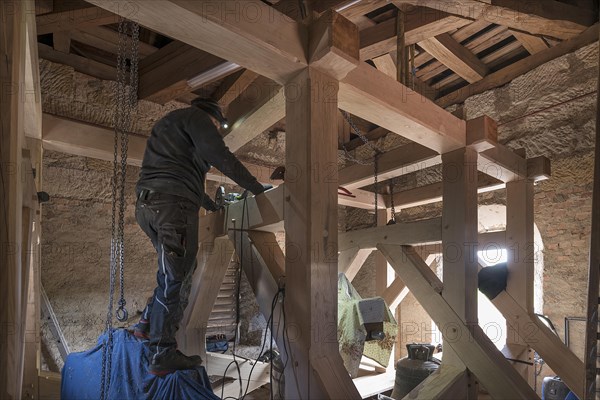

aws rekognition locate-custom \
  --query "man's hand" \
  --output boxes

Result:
[202,196,222,212]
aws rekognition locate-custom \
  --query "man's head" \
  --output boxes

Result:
[191,97,229,129]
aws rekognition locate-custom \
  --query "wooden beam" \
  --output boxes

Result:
[378,245,540,399]
[86,0,308,84]
[391,172,503,209]
[284,67,360,399]
[441,147,478,397]
[70,27,158,58]
[1,1,32,396]
[339,62,466,153]
[505,179,534,313]
[38,42,116,81]
[405,365,468,399]
[382,277,409,309]
[510,30,549,55]
[417,24,510,82]
[222,76,285,153]
[24,17,42,140]
[490,287,585,399]
[138,41,230,104]
[247,231,285,281]
[212,69,259,107]
[40,113,279,185]
[178,236,235,358]
[392,0,593,40]
[309,9,360,80]
[52,32,71,53]
[339,248,373,281]
[339,218,443,252]
[584,10,600,398]
[478,142,528,182]
[437,24,600,108]
[339,143,440,189]
[419,33,489,83]
[360,9,471,61]
[36,6,119,35]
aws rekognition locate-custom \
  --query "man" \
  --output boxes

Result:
[133,97,270,376]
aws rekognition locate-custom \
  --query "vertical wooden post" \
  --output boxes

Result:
[441,147,479,398]
[584,11,600,399]
[506,178,535,385]
[284,67,359,399]
[0,1,31,398]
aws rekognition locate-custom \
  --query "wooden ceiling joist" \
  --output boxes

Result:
[359,9,471,60]
[138,41,233,104]
[222,76,285,153]
[38,43,116,81]
[69,27,158,58]
[36,6,119,35]
[86,0,308,85]
[417,25,510,82]
[419,33,489,83]
[437,24,600,108]
[392,0,594,40]
[510,30,549,55]
[212,69,259,107]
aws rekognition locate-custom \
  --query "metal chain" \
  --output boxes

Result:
[388,179,397,225]
[101,18,139,400]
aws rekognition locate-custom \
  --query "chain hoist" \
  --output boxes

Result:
[101,18,139,400]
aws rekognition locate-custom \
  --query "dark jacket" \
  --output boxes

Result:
[136,107,264,207]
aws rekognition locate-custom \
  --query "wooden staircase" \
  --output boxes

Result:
[206,261,239,340]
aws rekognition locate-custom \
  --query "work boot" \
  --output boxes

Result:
[130,318,150,340]
[148,347,202,376]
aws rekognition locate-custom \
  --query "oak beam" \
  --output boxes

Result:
[222,76,285,153]
[510,30,549,55]
[86,0,308,84]
[339,143,440,189]
[284,67,359,399]
[178,236,234,358]
[71,27,158,58]
[378,245,540,399]
[405,365,468,399]
[38,43,116,81]
[359,9,471,61]
[339,248,374,281]
[392,0,593,40]
[437,24,600,108]
[419,33,489,83]
[138,41,230,104]
[491,287,585,399]
[212,69,259,107]
[36,6,119,35]
[339,63,466,153]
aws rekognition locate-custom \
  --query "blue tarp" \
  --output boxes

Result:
[61,329,219,400]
